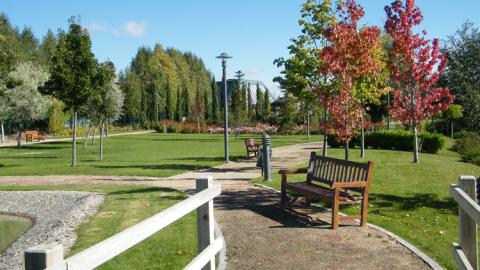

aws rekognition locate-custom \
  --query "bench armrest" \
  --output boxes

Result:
[332,181,367,188]
[279,168,308,176]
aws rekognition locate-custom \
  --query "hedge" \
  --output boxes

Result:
[327,130,445,154]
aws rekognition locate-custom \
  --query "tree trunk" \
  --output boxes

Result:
[91,125,96,145]
[344,140,349,161]
[83,125,91,150]
[322,108,328,157]
[100,120,104,160]
[360,114,365,158]
[307,113,311,139]
[1,122,4,143]
[451,120,454,139]
[72,111,77,168]
[105,120,109,138]
[197,117,200,134]
[17,124,23,149]
[413,124,419,163]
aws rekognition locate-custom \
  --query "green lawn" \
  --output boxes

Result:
[0,133,319,177]
[253,140,480,270]
[0,185,198,270]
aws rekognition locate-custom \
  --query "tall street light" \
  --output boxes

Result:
[217,52,232,163]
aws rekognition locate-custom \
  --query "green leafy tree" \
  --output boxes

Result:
[211,76,219,123]
[443,104,463,139]
[38,30,57,67]
[274,0,337,156]
[175,86,183,121]
[40,17,98,167]
[48,99,69,136]
[120,71,141,124]
[255,83,265,121]
[264,88,272,121]
[6,62,51,148]
[441,22,480,132]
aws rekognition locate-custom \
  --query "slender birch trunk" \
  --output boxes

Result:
[72,111,77,168]
[322,108,328,157]
[17,124,22,149]
[105,119,109,138]
[100,120,104,160]
[91,125,96,145]
[413,123,419,163]
[1,122,4,143]
[83,125,91,150]
[360,114,365,158]
[344,140,349,161]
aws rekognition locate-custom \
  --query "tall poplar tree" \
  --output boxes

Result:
[211,76,219,123]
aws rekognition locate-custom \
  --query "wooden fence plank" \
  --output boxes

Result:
[452,243,475,270]
[458,176,478,270]
[451,185,480,224]
[197,176,215,270]
[184,238,224,270]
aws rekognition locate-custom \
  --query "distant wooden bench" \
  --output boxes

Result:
[25,130,47,142]
[245,138,259,158]
[279,152,373,229]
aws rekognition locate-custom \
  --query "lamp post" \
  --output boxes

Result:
[217,52,232,163]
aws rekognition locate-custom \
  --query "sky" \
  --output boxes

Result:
[2,1,479,99]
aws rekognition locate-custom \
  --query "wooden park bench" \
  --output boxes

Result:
[279,152,373,229]
[245,138,259,158]
[25,130,47,142]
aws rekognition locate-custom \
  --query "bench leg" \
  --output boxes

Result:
[360,192,368,227]
[332,189,340,229]
[280,174,287,208]
[304,196,311,207]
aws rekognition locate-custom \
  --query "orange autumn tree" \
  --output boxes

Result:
[316,0,387,160]
[385,0,454,163]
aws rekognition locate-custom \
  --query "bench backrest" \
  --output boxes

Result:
[306,152,373,188]
[245,138,257,148]
[26,131,39,137]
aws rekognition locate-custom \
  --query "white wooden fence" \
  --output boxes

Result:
[451,176,479,270]
[24,176,224,270]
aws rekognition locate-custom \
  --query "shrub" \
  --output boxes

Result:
[327,130,445,154]
[452,131,480,165]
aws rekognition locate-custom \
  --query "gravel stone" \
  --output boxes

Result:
[0,191,103,270]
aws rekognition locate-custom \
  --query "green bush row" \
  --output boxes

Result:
[327,130,445,154]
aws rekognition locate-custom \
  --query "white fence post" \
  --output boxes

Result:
[196,176,215,270]
[24,244,63,270]
[459,176,478,270]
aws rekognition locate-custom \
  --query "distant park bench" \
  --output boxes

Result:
[244,138,259,158]
[25,130,47,142]
[279,152,373,229]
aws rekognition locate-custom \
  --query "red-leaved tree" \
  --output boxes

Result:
[316,0,384,160]
[385,0,455,163]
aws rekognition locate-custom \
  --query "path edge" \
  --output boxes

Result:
[253,183,444,270]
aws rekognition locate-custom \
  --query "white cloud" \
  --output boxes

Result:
[86,22,108,33]
[113,20,149,37]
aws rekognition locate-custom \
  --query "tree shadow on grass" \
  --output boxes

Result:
[370,193,457,214]
[108,187,185,200]
[5,156,61,159]
[93,164,208,171]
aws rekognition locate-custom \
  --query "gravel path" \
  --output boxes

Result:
[0,191,103,270]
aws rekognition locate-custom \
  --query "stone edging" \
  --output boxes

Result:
[253,183,443,270]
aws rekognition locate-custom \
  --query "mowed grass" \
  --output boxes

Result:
[0,185,198,270]
[253,140,480,270]
[0,133,319,177]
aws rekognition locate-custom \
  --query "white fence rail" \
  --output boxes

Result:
[450,176,478,270]
[24,176,223,270]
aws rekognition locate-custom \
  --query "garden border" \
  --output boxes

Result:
[253,182,444,270]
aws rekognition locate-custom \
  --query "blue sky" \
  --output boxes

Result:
[2,1,479,98]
